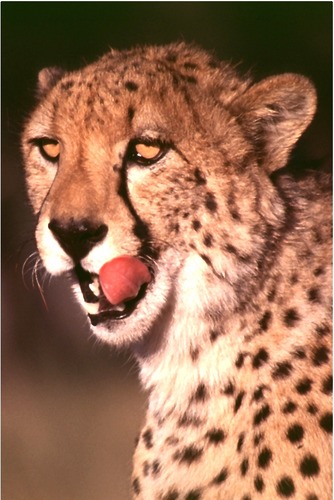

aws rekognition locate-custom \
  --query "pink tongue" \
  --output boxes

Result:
[99,256,151,306]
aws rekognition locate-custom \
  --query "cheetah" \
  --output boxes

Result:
[22,43,332,499]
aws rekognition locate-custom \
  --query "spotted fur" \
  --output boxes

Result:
[22,43,332,499]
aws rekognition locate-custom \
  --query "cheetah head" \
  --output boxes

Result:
[22,43,316,347]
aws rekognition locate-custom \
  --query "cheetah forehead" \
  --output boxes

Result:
[39,42,251,109]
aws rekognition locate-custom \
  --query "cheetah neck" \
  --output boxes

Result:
[134,253,250,419]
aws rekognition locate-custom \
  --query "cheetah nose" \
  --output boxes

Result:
[48,218,108,263]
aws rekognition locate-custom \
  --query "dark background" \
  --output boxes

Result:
[2,3,332,499]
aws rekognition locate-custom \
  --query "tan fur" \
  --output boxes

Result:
[22,43,332,499]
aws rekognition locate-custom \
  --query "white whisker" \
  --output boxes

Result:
[22,251,50,311]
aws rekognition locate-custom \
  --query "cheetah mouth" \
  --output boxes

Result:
[73,264,150,326]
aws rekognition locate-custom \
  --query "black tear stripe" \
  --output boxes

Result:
[118,157,159,262]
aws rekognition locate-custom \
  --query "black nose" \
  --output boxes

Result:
[48,219,108,262]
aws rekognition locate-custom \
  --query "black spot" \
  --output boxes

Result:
[293,348,306,359]
[313,266,323,276]
[194,168,206,185]
[235,353,245,368]
[142,428,153,449]
[223,381,235,395]
[166,52,177,62]
[190,347,200,362]
[282,401,297,414]
[308,287,321,303]
[300,454,320,477]
[322,374,332,394]
[226,243,238,255]
[296,378,312,395]
[192,219,202,231]
[307,403,318,415]
[267,287,276,302]
[259,311,272,332]
[242,496,252,500]
[253,404,271,426]
[284,308,299,327]
[315,324,330,337]
[163,490,179,500]
[230,209,241,221]
[237,432,245,452]
[199,253,212,266]
[306,495,319,500]
[192,383,207,402]
[128,106,135,122]
[286,424,304,443]
[203,234,213,247]
[206,428,225,444]
[254,475,264,492]
[312,345,329,366]
[272,362,293,379]
[227,190,241,221]
[234,391,245,413]
[205,192,218,212]
[253,386,266,402]
[178,413,201,427]
[183,74,197,84]
[184,62,198,70]
[86,96,94,107]
[241,458,249,476]
[210,329,221,342]
[276,476,295,497]
[319,412,332,433]
[165,436,179,446]
[289,273,299,285]
[143,461,150,476]
[176,445,203,464]
[132,477,140,495]
[312,228,323,244]
[253,349,269,369]
[152,459,161,475]
[125,80,138,91]
[185,490,201,500]
[258,447,272,468]
[65,79,76,91]
[212,467,228,484]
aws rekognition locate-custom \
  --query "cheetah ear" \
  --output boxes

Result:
[232,74,317,172]
[37,66,65,98]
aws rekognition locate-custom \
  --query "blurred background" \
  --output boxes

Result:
[2,3,332,499]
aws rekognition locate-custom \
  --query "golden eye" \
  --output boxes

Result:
[38,138,60,162]
[128,140,167,166]
[135,143,161,160]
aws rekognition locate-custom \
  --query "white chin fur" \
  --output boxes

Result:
[88,249,183,346]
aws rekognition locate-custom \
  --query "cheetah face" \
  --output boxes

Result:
[22,44,316,347]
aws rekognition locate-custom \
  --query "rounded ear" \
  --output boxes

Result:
[37,66,65,98]
[231,74,317,172]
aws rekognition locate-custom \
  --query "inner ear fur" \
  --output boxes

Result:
[231,74,317,172]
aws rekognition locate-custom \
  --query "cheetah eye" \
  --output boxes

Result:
[37,138,60,163]
[127,140,167,166]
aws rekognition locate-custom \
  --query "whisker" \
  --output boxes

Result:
[32,259,49,311]
[21,251,40,289]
